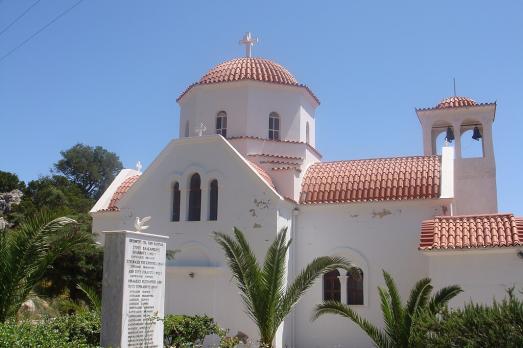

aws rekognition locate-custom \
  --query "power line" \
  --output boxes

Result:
[0,0,42,38]
[0,0,85,64]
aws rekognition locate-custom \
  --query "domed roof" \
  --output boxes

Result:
[437,96,477,109]
[177,57,319,103]
[199,57,299,85]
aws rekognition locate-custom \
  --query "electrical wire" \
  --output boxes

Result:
[0,0,85,64]
[0,0,42,38]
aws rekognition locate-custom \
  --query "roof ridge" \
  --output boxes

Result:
[311,155,441,166]
[426,212,515,220]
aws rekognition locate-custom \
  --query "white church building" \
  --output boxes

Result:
[91,34,523,347]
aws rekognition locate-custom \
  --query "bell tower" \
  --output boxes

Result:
[416,96,497,215]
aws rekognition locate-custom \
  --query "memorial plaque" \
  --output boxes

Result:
[101,230,168,348]
[123,236,166,347]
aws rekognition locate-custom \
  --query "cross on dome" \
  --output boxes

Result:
[239,32,258,58]
[136,161,142,174]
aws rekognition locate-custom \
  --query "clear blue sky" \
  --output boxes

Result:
[1,0,521,215]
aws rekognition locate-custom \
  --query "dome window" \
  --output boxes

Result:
[268,112,280,141]
[216,111,227,137]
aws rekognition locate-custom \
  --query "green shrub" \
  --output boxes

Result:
[0,318,98,348]
[412,291,523,347]
[47,310,101,346]
[163,314,221,347]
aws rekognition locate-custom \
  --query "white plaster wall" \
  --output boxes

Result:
[427,249,523,306]
[179,81,317,144]
[91,213,124,244]
[110,136,290,345]
[293,200,444,348]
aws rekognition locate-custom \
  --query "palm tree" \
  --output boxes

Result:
[0,211,91,322]
[313,270,462,348]
[214,227,351,348]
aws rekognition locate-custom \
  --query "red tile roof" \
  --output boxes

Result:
[247,160,275,189]
[437,96,477,109]
[177,57,319,104]
[420,213,523,250]
[105,175,140,211]
[300,156,441,204]
[229,136,322,158]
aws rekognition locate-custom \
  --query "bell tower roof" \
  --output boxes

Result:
[436,96,477,109]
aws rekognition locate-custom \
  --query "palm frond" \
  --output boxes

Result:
[382,271,404,344]
[0,211,87,322]
[428,285,463,314]
[213,231,262,325]
[313,301,391,348]
[260,228,289,339]
[378,286,396,341]
[405,278,432,317]
[77,283,101,313]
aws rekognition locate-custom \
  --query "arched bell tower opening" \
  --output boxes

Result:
[416,96,497,215]
[460,120,484,158]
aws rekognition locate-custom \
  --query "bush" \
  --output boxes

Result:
[47,310,101,346]
[163,314,221,347]
[0,313,100,348]
[412,291,523,347]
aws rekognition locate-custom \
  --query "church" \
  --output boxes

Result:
[90,33,523,347]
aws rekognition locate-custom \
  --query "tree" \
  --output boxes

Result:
[0,171,25,193]
[214,227,351,348]
[313,270,462,348]
[0,211,91,322]
[54,143,123,198]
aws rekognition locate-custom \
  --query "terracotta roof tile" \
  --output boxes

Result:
[300,156,441,204]
[416,97,496,112]
[229,136,322,158]
[437,96,477,109]
[177,57,319,104]
[247,160,275,189]
[248,153,303,161]
[419,213,523,250]
[105,175,140,211]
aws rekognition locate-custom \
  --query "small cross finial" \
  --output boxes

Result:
[136,161,142,174]
[239,32,258,58]
[195,122,207,136]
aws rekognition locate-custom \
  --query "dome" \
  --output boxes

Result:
[177,57,319,103]
[199,57,299,85]
[437,96,477,109]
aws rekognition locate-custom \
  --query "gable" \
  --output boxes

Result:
[116,135,283,211]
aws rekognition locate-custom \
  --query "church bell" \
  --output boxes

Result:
[472,126,482,141]
[445,127,455,143]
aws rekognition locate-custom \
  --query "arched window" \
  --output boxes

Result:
[172,182,180,222]
[216,111,227,137]
[209,179,218,221]
[323,270,341,301]
[268,112,280,140]
[188,173,201,221]
[347,268,364,305]
[184,121,190,137]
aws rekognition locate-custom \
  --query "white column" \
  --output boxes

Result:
[338,273,348,304]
